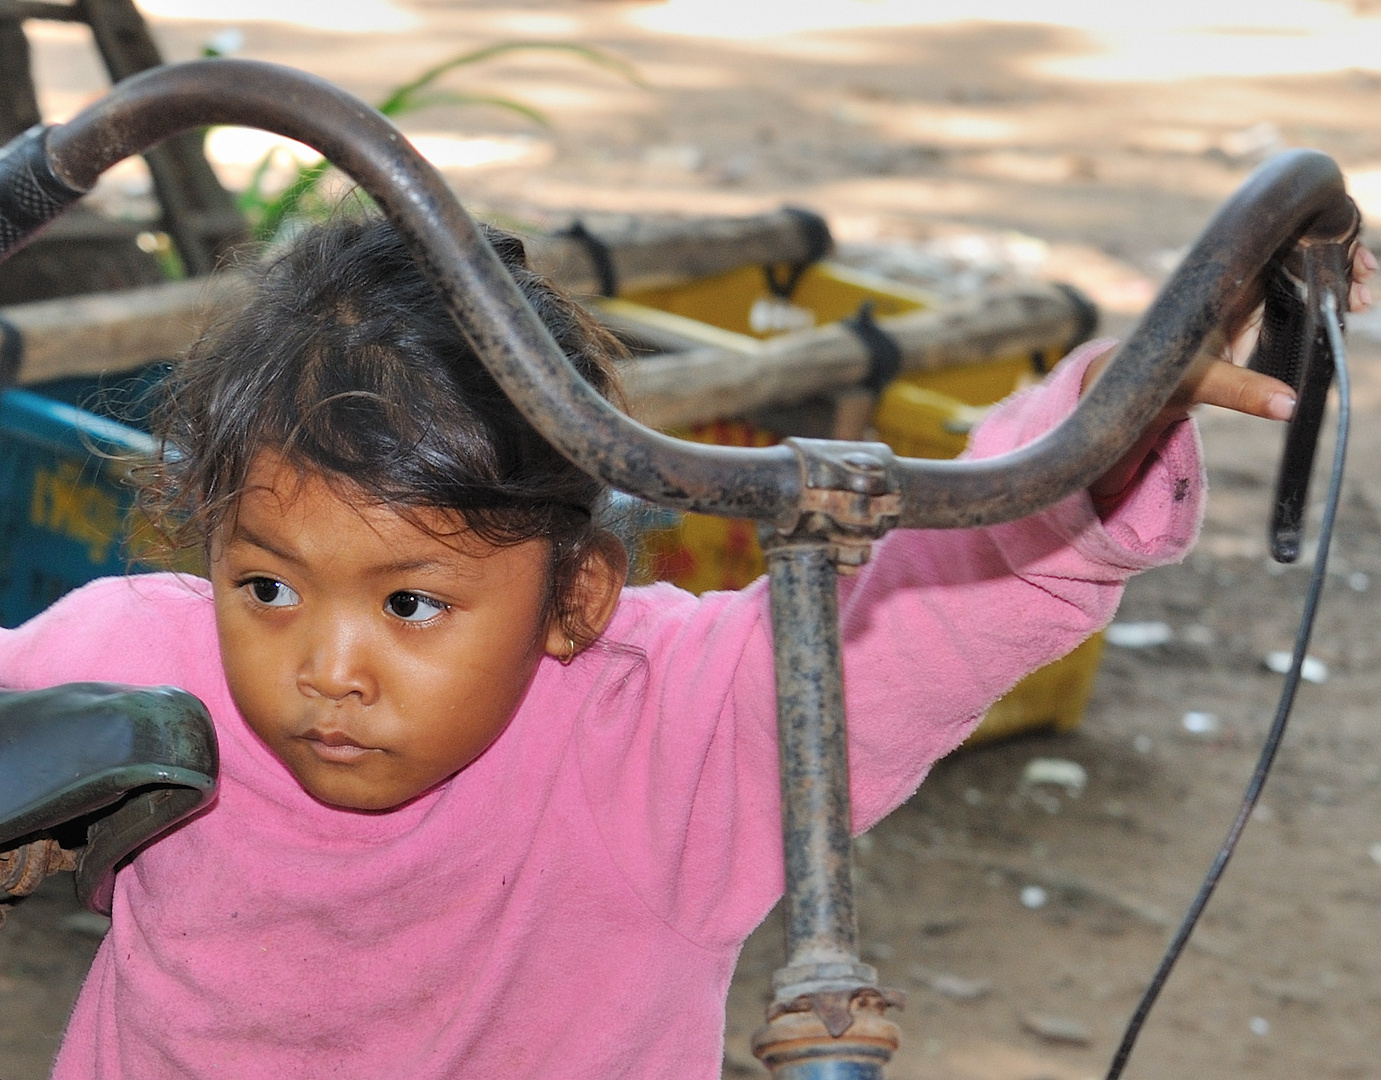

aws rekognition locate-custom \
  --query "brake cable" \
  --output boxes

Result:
[1104,289,1351,1079]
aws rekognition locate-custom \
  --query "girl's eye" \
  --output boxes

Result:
[246,578,300,607]
[386,591,447,622]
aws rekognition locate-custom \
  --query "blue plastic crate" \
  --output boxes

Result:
[0,384,160,627]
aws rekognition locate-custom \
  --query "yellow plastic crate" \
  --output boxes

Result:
[618,262,1098,745]
[621,260,929,338]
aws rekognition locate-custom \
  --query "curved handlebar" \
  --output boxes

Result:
[0,59,1358,532]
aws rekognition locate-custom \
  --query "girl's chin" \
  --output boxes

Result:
[289,762,444,814]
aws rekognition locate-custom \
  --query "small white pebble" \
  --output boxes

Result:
[1020,885,1048,909]
[1021,758,1087,795]
[1252,804,1275,823]
[962,787,983,806]
[1369,843,1381,866]
[1249,1016,1270,1036]
[1133,734,1153,754]
[1350,571,1370,592]
[1264,651,1328,683]
[1181,711,1221,736]
[1106,621,1172,648]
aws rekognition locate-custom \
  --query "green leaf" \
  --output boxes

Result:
[237,41,641,243]
[377,41,643,117]
[394,91,550,127]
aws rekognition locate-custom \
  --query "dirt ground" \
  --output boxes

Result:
[4,3,1381,1078]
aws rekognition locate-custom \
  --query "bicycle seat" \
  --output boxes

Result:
[0,683,217,915]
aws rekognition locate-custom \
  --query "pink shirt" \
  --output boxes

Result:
[1,343,1203,1079]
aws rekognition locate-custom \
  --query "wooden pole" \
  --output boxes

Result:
[523,208,830,298]
[1,273,249,383]
[0,210,833,381]
[0,275,1086,433]
[0,13,41,144]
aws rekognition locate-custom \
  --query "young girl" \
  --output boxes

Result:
[1,215,1370,1079]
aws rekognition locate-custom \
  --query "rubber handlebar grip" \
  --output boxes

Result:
[0,125,86,258]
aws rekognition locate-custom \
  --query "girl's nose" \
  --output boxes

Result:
[297,616,379,705]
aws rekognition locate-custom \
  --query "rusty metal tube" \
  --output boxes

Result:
[889,147,1357,529]
[765,538,860,981]
[0,59,1355,535]
[758,536,895,1078]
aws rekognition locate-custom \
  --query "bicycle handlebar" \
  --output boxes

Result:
[0,59,1358,533]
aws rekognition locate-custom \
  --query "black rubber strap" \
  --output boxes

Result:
[562,219,617,297]
[0,125,86,257]
[845,301,902,394]
[763,205,833,300]
[1052,281,1100,358]
[0,315,21,387]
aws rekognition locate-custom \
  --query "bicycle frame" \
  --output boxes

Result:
[0,58,1358,1078]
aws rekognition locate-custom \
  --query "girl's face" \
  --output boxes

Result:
[209,452,563,811]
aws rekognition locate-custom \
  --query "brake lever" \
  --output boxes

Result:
[1248,238,1353,562]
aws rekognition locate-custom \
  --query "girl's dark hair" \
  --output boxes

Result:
[139,214,627,643]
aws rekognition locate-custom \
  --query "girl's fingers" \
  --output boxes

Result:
[1351,280,1372,313]
[1184,359,1295,420]
[1349,246,1376,312]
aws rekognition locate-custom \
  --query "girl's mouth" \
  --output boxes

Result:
[300,729,380,763]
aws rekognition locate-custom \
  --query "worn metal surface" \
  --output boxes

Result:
[784,440,900,570]
[760,538,905,1074]
[0,0,245,273]
[752,987,901,1079]
[765,539,858,985]
[888,149,1359,529]
[0,60,1349,535]
[1,835,74,897]
[0,836,75,927]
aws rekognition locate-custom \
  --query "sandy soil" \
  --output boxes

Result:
[4,3,1381,1078]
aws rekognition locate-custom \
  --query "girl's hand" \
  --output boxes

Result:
[1085,243,1377,508]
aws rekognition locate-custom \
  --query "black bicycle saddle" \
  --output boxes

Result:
[0,683,217,915]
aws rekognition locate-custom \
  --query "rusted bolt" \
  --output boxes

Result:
[1,837,77,899]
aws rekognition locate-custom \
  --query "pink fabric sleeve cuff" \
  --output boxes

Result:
[964,338,1206,572]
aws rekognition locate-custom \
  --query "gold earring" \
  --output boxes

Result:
[557,636,577,665]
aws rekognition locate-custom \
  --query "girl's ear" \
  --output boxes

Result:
[544,536,629,662]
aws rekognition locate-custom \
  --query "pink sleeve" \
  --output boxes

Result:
[837,339,1203,827]
[579,340,1204,947]
[0,573,218,691]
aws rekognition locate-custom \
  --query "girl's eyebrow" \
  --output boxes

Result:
[370,556,454,576]
[228,525,301,566]
[230,524,458,578]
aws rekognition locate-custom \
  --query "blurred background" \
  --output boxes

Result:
[3,3,1381,1079]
